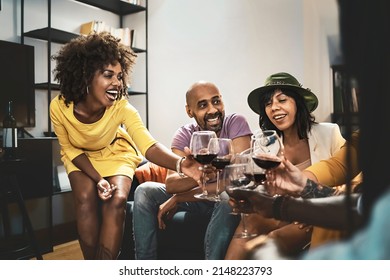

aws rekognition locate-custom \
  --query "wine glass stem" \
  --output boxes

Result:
[215,169,221,197]
[241,213,248,235]
[202,166,208,195]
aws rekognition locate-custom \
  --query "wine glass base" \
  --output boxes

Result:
[204,194,221,202]
[194,193,221,201]
[234,232,258,239]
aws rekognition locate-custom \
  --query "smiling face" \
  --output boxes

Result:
[186,82,225,134]
[264,89,297,132]
[88,62,123,108]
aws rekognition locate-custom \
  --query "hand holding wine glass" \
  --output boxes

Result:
[235,148,266,189]
[252,130,284,170]
[190,131,218,199]
[222,164,257,238]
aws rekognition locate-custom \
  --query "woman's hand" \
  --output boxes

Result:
[157,196,178,230]
[96,178,117,201]
[264,157,307,197]
[179,147,204,183]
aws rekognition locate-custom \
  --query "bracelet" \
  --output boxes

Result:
[176,156,186,178]
[272,195,286,220]
[300,179,335,198]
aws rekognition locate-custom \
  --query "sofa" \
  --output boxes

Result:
[118,162,211,260]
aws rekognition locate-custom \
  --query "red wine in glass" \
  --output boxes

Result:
[190,131,218,200]
[226,186,251,201]
[193,154,217,165]
[231,177,251,187]
[211,158,231,170]
[244,172,266,185]
[223,164,257,238]
[252,154,281,169]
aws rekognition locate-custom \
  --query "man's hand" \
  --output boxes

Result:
[157,196,178,230]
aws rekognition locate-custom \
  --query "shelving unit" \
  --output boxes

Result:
[21,0,148,134]
[331,65,359,134]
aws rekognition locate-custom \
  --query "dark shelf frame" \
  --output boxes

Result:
[75,0,146,16]
[35,83,60,91]
[23,28,79,44]
[331,64,359,131]
[132,47,146,53]
[35,83,145,97]
[331,112,359,125]
[128,90,147,96]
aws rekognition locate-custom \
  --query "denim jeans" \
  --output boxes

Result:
[133,181,239,259]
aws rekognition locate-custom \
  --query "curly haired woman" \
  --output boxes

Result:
[50,32,202,259]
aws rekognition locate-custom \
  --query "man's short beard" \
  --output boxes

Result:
[208,123,223,133]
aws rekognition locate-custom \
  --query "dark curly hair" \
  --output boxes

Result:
[258,89,316,139]
[52,32,137,106]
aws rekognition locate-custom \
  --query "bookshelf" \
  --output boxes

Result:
[21,0,148,135]
[331,65,359,134]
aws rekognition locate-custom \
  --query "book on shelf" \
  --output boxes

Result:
[333,69,344,113]
[56,165,71,192]
[130,29,136,48]
[80,21,134,47]
[350,78,359,113]
[80,20,108,35]
[80,21,96,35]
[332,65,359,114]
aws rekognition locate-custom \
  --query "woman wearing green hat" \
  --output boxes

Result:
[225,72,346,259]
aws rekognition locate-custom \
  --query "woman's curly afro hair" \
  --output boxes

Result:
[52,31,137,106]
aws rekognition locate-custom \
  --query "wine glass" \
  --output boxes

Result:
[190,131,218,199]
[239,148,267,189]
[222,164,257,238]
[252,130,284,170]
[209,138,234,201]
[251,129,263,141]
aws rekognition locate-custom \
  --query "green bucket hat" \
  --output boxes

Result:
[247,72,318,114]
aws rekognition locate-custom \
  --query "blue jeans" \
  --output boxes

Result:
[133,181,239,259]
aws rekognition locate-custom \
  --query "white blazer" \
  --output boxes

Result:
[308,123,346,164]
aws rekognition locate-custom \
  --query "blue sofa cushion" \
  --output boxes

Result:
[119,201,210,260]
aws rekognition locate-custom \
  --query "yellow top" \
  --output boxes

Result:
[305,130,360,187]
[50,95,157,179]
[305,130,361,249]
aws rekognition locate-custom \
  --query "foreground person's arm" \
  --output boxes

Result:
[229,189,362,230]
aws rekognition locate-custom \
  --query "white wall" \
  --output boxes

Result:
[0,0,339,147]
[147,0,340,146]
[149,0,300,146]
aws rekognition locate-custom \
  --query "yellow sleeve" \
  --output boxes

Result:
[305,131,360,187]
[121,101,157,156]
[50,96,84,161]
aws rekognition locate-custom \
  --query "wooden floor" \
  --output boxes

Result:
[35,240,84,260]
